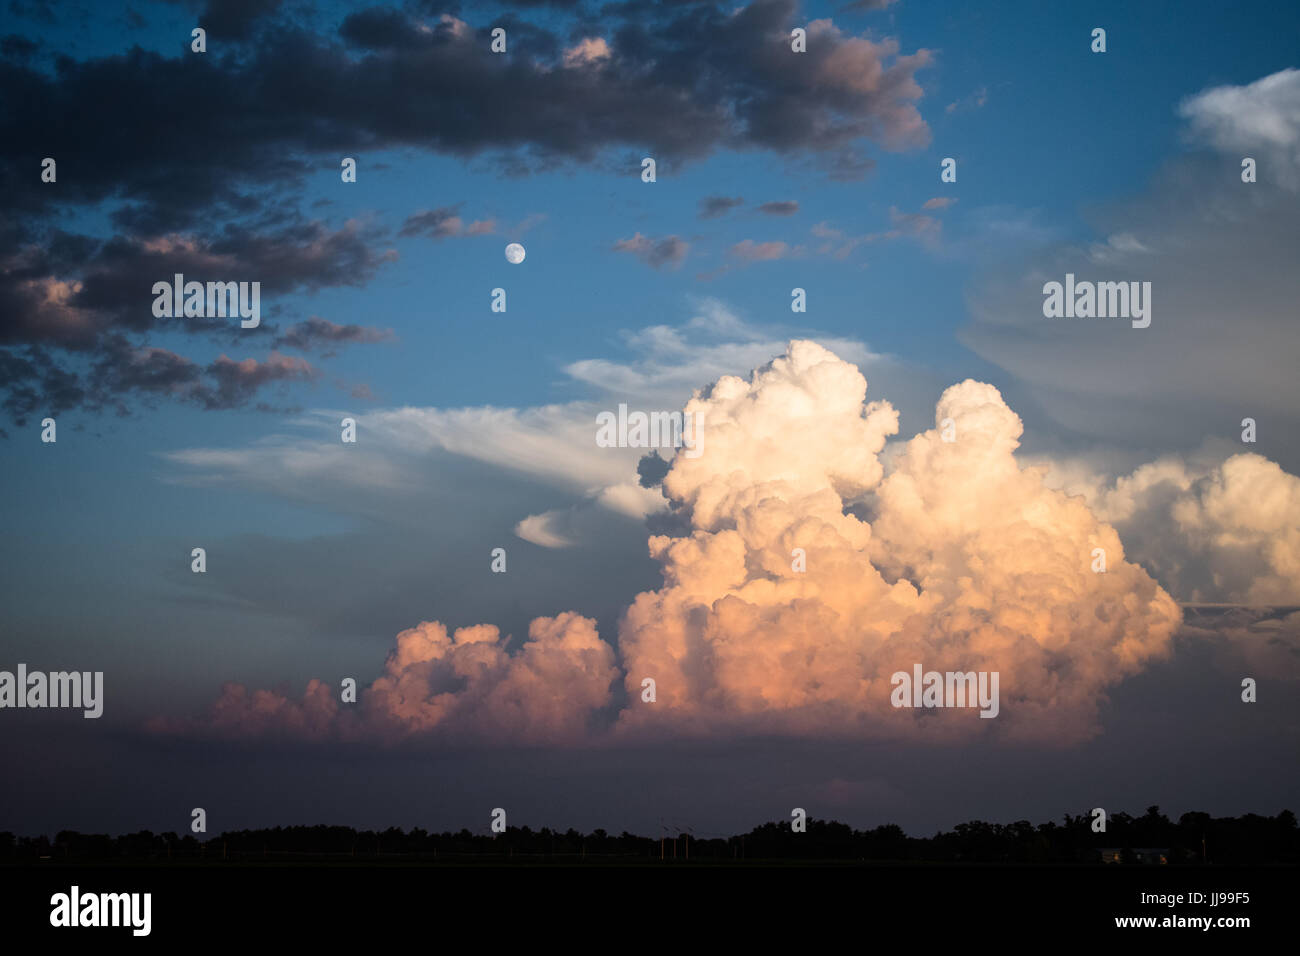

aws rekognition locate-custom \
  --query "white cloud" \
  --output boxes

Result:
[515,511,576,549]
[1179,68,1300,188]
[1051,452,1300,605]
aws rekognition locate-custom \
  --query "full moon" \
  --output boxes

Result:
[505,243,526,264]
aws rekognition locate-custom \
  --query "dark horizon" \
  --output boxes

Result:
[6,805,1297,865]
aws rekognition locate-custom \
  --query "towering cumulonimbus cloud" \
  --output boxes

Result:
[163,340,1188,746]
[616,341,1182,743]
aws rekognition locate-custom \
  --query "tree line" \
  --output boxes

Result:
[2,807,1295,864]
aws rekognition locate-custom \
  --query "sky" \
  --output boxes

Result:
[1,0,1298,839]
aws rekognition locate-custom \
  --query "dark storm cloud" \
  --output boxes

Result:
[0,338,316,421]
[0,0,931,422]
[397,205,495,240]
[86,342,317,414]
[0,0,930,225]
[0,216,393,421]
[339,7,431,50]
[199,0,286,39]
[6,0,56,23]
[758,200,798,215]
[0,218,394,352]
[0,33,39,59]
[636,450,670,487]
[698,195,744,218]
[203,350,316,407]
[157,0,286,40]
[275,316,395,353]
[0,346,85,421]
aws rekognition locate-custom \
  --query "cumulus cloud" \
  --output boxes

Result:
[699,196,745,219]
[399,207,496,240]
[275,317,394,353]
[203,351,318,409]
[153,613,619,746]
[612,233,689,269]
[362,614,617,743]
[515,510,577,549]
[730,239,794,261]
[1053,452,1300,606]
[165,341,1210,747]
[616,343,1180,743]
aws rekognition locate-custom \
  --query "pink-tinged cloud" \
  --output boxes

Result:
[154,613,617,746]
[886,205,942,244]
[612,233,689,269]
[159,342,1300,748]
[399,207,496,240]
[730,239,792,261]
[563,36,611,68]
[804,20,933,152]
[615,342,1180,744]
